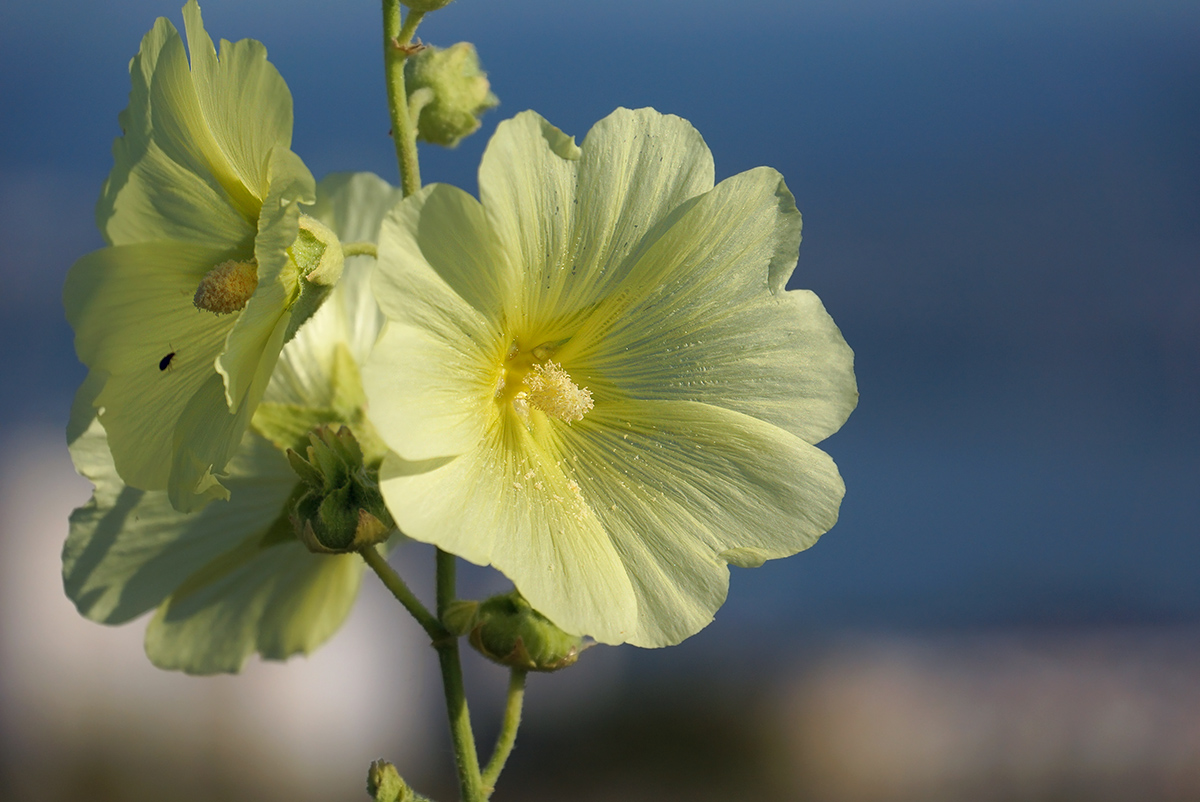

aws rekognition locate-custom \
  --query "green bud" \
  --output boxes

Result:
[367,760,406,802]
[287,426,394,554]
[405,42,499,148]
[366,759,435,802]
[460,591,585,672]
[401,0,454,10]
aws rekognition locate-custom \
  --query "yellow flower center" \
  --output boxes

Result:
[193,259,258,315]
[495,343,593,424]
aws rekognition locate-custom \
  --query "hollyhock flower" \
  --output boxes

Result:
[63,173,400,674]
[363,108,857,647]
[63,0,341,513]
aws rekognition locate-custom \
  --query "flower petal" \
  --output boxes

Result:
[560,399,845,646]
[145,10,259,222]
[307,171,406,245]
[64,405,297,625]
[478,111,579,313]
[64,241,237,491]
[169,359,282,511]
[267,173,399,403]
[378,416,640,644]
[66,394,367,676]
[97,16,255,249]
[479,108,714,329]
[364,188,508,461]
[567,166,857,444]
[559,108,714,311]
[144,538,364,675]
[181,0,294,202]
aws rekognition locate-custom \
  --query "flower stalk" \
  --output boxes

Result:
[435,549,486,802]
[482,669,527,794]
[383,1,425,196]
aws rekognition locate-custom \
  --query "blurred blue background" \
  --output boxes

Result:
[1,1,1198,800]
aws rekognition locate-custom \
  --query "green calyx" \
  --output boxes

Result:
[446,591,586,672]
[405,42,499,148]
[286,425,394,554]
[284,214,344,343]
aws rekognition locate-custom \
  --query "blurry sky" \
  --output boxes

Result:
[1,0,1198,656]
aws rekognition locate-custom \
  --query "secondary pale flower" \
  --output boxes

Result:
[364,108,858,647]
[63,173,400,674]
[63,0,340,513]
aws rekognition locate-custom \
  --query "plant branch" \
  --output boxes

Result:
[482,669,527,795]
[360,544,445,641]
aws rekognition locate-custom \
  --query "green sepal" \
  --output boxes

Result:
[283,215,344,343]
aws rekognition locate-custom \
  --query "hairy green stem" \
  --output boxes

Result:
[360,545,445,641]
[482,669,527,795]
[341,241,378,259]
[435,549,485,801]
[382,1,425,196]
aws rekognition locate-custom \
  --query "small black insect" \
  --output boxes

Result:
[159,351,176,371]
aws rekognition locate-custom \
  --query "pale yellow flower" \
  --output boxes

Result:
[364,109,857,646]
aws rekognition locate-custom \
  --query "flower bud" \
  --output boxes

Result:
[457,591,585,672]
[367,760,406,802]
[287,426,394,554]
[405,42,499,148]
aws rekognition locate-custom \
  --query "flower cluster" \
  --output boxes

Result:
[65,172,400,674]
[65,3,855,673]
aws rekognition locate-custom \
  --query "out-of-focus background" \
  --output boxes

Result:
[2,0,1198,799]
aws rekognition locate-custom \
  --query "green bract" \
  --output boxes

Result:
[63,1,338,513]
[363,108,858,647]
[63,173,400,674]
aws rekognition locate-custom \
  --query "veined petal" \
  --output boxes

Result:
[64,411,297,625]
[390,183,514,323]
[567,167,857,444]
[170,328,285,512]
[307,172,405,245]
[144,535,364,675]
[365,323,496,462]
[554,108,714,318]
[378,415,640,644]
[182,0,293,201]
[478,112,579,313]
[558,399,844,646]
[145,11,260,222]
[64,242,237,491]
[97,16,256,249]
[364,193,504,461]
[102,139,255,250]
[66,335,370,676]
